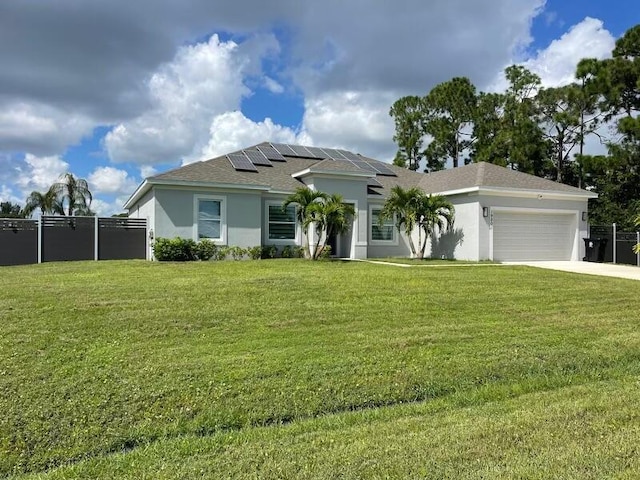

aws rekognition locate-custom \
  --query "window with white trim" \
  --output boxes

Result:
[197,199,222,240]
[268,205,296,240]
[371,208,395,241]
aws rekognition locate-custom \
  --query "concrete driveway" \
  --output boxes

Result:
[506,261,640,281]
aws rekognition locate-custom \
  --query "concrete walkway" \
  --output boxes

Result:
[505,261,640,281]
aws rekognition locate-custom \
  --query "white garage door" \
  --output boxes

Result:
[492,211,576,261]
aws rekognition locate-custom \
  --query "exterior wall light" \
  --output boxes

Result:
[582,212,587,221]
[482,207,489,218]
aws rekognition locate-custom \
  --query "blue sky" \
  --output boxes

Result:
[0,0,638,215]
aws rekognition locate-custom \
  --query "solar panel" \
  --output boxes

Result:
[227,154,258,172]
[350,159,377,172]
[337,149,361,161]
[304,146,329,159]
[243,149,273,166]
[321,148,348,160]
[257,145,286,161]
[362,159,396,176]
[367,177,383,188]
[288,145,315,158]
[271,143,297,156]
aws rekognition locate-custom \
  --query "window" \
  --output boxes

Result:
[371,208,395,241]
[197,199,222,240]
[268,205,296,240]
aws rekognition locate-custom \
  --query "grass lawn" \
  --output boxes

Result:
[1,260,639,479]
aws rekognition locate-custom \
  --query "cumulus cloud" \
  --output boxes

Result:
[193,111,299,162]
[488,17,615,91]
[523,17,615,87]
[88,166,138,195]
[15,154,69,193]
[91,196,131,216]
[104,34,279,164]
[301,90,397,160]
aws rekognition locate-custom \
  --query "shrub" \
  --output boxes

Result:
[194,240,217,261]
[261,245,278,259]
[228,246,246,261]
[247,246,263,260]
[213,246,229,261]
[282,245,304,258]
[318,245,332,260]
[153,237,197,261]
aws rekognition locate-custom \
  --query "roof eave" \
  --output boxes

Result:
[431,186,598,200]
[123,180,151,210]
[123,178,272,209]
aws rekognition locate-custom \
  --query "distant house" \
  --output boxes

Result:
[124,142,596,261]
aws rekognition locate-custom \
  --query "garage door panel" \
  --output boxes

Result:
[493,212,575,261]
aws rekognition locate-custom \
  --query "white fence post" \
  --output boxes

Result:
[94,216,99,261]
[37,216,42,264]
[613,223,617,264]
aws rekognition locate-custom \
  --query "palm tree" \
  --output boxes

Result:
[283,187,328,258]
[52,173,93,216]
[23,186,64,217]
[378,186,424,257]
[416,194,455,258]
[379,186,454,259]
[307,193,356,259]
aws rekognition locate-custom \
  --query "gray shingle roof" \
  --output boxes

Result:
[132,142,594,206]
[418,161,594,195]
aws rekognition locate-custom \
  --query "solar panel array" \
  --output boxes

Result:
[243,149,273,166]
[226,143,397,177]
[227,154,258,172]
[257,145,286,161]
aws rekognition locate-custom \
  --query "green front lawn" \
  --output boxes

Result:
[1,260,639,478]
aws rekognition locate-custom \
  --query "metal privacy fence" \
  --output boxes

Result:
[0,216,147,266]
[588,225,640,266]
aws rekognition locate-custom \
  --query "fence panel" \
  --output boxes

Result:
[589,225,639,266]
[616,232,639,266]
[98,218,147,260]
[0,219,38,266]
[42,216,95,262]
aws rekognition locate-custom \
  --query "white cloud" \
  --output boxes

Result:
[488,17,615,91]
[88,166,138,195]
[193,111,299,162]
[15,154,69,193]
[301,90,397,160]
[263,76,284,94]
[105,34,279,165]
[524,17,615,87]
[0,102,94,155]
[0,184,22,205]
[140,165,158,178]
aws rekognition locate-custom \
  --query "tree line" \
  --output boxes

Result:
[0,173,94,218]
[390,24,640,229]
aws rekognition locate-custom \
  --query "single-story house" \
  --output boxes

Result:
[124,142,597,261]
